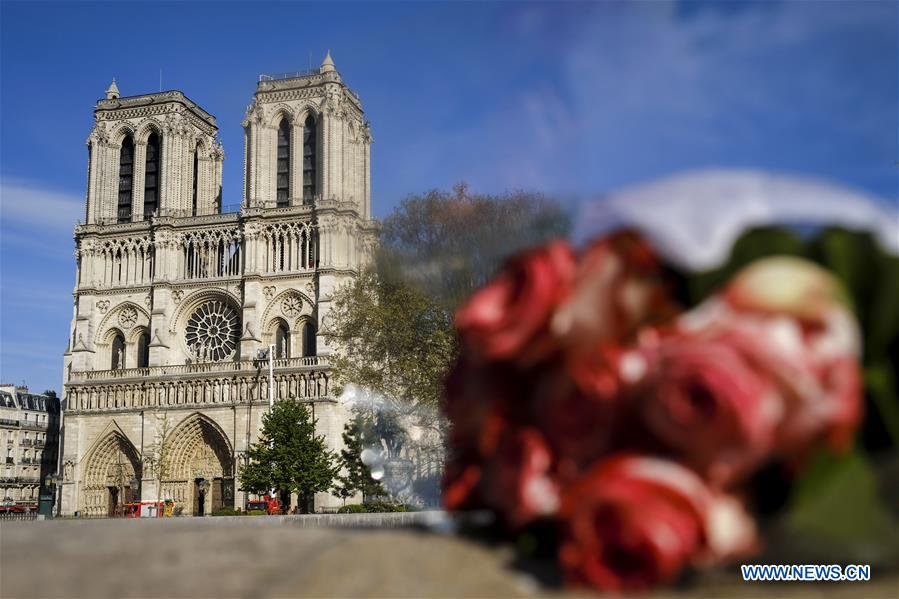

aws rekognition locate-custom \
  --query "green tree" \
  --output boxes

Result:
[334,414,387,503]
[328,269,456,418]
[377,184,571,310]
[239,399,338,514]
[327,186,571,418]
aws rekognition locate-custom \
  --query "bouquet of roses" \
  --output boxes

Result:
[442,230,862,592]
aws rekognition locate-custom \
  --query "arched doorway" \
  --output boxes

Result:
[160,414,234,516]
[80,430,142,517]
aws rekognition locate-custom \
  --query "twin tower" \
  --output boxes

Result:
[60,54,377,516]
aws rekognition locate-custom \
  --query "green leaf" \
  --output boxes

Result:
[785,450,899,563]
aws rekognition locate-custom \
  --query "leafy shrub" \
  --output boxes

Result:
[338,502,408,513]
[337,504,367,514]
[211,507,241,517]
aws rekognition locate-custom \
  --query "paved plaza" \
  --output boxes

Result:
[2,516,897,598]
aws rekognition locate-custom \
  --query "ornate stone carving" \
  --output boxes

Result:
[118,306,139,329]
[281,295,302,318]
[263,286,275,300]
[171,290,184,304]
[96,300,110,314]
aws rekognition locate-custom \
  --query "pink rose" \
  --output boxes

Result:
[455,241,576,365]
[551,230,677,351]
[723,256,847,324]
[716,256,863,457]
[633,323,783,486]
[559,455,756,593]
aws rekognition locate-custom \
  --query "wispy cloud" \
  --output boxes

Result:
[0,177,83,235]
[416,1,896,197]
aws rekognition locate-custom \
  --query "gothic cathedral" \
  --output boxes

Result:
[60,53,377,516]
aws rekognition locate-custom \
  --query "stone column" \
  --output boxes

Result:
[290,120,302,205]
[132,141,147,222]
[85,140,98,224]
[102,142,118,222]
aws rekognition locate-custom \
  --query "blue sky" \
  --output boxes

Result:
[1,1,896,393]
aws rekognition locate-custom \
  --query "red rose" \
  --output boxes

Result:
[531,347,624,473]
[443,358,517,459]
[634,321,783,486]
[443,360,558,521]
[480,427,560,528]
[551,230,677,351]
[455,240,576,365]
[443,427,560,528]
[559,455,756,593]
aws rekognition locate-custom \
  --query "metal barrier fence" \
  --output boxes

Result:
[0,512,40,521]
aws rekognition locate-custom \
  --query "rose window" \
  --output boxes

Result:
[281,295,302,318]
[185,301,240,362]
[118,306,138,329]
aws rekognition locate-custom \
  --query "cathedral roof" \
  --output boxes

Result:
[95,90,217,129]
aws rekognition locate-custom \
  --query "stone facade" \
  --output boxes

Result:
[60,54,377,516]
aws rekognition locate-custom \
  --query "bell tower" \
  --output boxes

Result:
[84,81,224,225]
[242,51,372,218]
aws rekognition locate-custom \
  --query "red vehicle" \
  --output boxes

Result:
[245,496,280,515]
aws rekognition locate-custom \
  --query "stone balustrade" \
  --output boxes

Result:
[65,356,332,413]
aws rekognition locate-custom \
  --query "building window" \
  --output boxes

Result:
[111,333,126,370]
[144,132,161,218]
[276,119,290,207]
[302,115,316,203]
[192,146,199,216]
[302,322,316,357]
[118,136,134,223]
[275,323,290,359]
[137,331,150,368]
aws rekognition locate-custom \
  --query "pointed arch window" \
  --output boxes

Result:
[111,334,126,370]
[275,323,290,359]
[302,321,317,357]
[276,119,290,207]
[302,115,316,203]
[117,136,134,223]
[137,332,150,368]
[143,132,160,219]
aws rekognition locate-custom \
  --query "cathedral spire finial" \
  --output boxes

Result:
[320,50,336,74]
[106,78,120,100]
